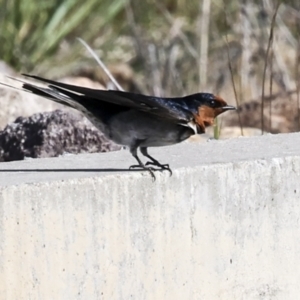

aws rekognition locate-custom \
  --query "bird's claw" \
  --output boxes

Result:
[145,161,172,176]
[129,164,157,180]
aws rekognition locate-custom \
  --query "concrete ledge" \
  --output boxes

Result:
[0,133,300,299]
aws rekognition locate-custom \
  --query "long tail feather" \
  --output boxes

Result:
[22,74,140,108]
[23,83,89,113]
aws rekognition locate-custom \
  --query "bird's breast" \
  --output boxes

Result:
[107,110,194,147]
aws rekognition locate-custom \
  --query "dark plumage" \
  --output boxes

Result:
[19,74,235,179]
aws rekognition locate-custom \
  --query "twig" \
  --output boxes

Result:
[153,2,198,59]
[148,44,162,97]
[222,2,243,135]
[77,38,124,91]
[240,4,251,102]
[124,1,145,62]
[198,0,211,90]
[269,49,274,132]
[224,37,243,136]
[261,2,280,134]
[297,31,300,130]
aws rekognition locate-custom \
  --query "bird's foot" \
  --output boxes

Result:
[129,164,157,181]
[145,161,172,176]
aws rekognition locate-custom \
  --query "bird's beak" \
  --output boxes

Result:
[222,105,236,111]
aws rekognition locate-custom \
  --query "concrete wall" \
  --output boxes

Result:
[1,133,300,299]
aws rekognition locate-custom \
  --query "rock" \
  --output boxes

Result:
[0,110,121,162]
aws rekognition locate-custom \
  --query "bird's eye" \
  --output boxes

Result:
[209,100,216,107]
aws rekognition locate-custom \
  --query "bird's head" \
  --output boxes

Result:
[190,93,236,133]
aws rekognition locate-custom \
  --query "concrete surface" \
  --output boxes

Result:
[0,132,300,299]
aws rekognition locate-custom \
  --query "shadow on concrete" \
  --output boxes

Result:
[0,168,143,173]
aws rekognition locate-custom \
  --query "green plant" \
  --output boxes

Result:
[0,0,126,71]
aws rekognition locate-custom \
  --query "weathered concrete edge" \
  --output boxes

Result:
[0,131,300,187]
[1,134,300,299]
[0,153,298,192]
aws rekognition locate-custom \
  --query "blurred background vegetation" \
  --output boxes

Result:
[0,0,299,104]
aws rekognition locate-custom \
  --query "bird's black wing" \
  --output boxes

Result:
[22,74,195,123]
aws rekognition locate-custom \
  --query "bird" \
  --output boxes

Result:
[7,74,236,179]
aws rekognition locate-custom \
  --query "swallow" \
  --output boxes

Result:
[9,74,235,179]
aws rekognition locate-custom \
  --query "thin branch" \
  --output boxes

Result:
[240,4,251,102]
[269,49,274,132]
[77,38,124,91]
[198,0,211,90]
[222,2,243,135]
[297,32,300,130]
[261,2,280,134]
[148,44,162,97]
[153,2,198,59]
[224,37,243,136]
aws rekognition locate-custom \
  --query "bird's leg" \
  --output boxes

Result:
[140,147,172,176]
[129,145,157,180]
